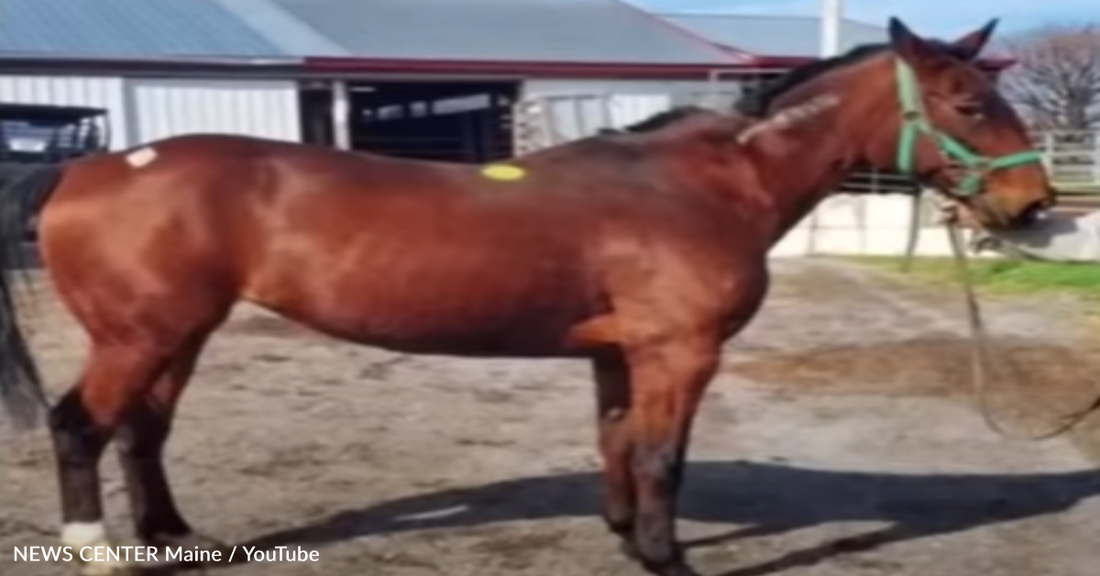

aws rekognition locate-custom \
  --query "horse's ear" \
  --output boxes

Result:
[888,17,938,66]
[949,19,998,61]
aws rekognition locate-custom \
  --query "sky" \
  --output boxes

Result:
[634,0,1093,38]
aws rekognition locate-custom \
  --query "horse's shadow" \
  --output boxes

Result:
[203,460,1100,575]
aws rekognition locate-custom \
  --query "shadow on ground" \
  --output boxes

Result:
[180,460,1100,576]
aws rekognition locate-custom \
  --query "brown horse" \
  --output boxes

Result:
[0,17,1053,576]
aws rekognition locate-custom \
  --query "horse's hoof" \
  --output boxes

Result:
[61,523,135,576]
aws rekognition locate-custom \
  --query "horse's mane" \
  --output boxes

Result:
[734,39,973,118]
[595,106,718,136]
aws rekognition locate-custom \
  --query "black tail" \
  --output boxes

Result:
[0,164,65,429]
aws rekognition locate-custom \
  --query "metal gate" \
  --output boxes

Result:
[512,93,672,154]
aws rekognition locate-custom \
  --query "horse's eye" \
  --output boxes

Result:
[955,102,984,119]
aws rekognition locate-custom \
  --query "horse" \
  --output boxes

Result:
[0,17,1053,576]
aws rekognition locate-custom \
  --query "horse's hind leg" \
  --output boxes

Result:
[49,289,231,575]
[51,341,177,575]
[114,331,218,551]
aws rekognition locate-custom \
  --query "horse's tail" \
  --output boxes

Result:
[0,164,65,429]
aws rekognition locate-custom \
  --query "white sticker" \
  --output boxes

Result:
[125,147,157,168]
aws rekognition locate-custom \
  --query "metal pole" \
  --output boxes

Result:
[820,0,844,57]
[807,0,845,255]
[331,80,351,150]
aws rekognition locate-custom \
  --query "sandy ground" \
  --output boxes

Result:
[2,257,1100,576]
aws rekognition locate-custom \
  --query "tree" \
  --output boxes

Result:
[1001,24,1100,131]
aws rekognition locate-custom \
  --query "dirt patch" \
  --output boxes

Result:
[728,334,1100,450]
[730,335,1100,400]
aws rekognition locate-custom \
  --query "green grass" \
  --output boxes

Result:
[843,255,1100,299]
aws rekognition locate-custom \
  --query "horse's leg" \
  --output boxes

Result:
[593,351,638,558]
[114,331,217,551]
[625,340,720,576]
[51,342,174,575]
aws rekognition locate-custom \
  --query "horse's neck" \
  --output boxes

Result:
[736,95,869,245]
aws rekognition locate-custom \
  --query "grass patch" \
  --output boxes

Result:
[843,255,1100,299]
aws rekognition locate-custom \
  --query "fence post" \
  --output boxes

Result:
[1094,133,1100,185]
[1042,132,1054,178]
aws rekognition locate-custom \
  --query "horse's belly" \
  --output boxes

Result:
[257,254,598,356]
[340,282,591,354]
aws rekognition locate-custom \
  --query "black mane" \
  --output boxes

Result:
[734,39,970,118]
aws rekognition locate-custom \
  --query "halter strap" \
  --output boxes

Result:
[893,59,1043,196]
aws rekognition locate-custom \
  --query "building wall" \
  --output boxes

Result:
[125,78,301,145]
[522,78,742,109]
[0,74,302,150]
[771,194,963,258]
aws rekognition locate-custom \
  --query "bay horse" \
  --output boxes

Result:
[0,17,1053,576]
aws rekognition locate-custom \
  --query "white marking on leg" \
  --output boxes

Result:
[125,146,157,168]
[61,522,107,548]
[61,522,132,574]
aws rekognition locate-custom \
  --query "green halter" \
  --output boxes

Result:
[893,58,1043,196]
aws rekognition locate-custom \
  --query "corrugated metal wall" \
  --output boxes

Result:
[126,78,300,145]
[522,78,743,112]
[0,74,301,150]
[0,75,130,149]
[512,79,743,154]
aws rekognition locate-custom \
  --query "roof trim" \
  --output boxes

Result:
[0,51,301,66]
[303,57,752,79]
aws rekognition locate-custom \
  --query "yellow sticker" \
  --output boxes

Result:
[481,163,527,181]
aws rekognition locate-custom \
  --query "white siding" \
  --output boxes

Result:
[521,78,742,110]
[522,93,673,143]
[125,78,300,146]
[0,75,302,150]
[0,75,130,150]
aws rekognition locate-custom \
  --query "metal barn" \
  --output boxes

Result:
[0,0,897,157]
[0,0,1011,257]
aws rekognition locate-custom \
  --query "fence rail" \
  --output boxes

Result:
[514,93,1100,196]
[1031,130,1100,191]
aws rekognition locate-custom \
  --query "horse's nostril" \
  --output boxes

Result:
[1019,199,1050,225]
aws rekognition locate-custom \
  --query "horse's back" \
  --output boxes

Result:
[37,131,749,356]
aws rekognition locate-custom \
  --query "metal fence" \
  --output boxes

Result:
[1031,130,1100,191]
[512,92,1100,196]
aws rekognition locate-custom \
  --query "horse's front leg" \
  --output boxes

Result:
[593,351,639,558]
[624,339,720,576]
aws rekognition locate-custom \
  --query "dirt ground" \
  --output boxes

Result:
[3,257,1100,576]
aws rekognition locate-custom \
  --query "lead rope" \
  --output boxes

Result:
[900,190,924,273]
[945,219,1100,441]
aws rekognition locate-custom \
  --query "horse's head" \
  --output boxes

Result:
[858,18,1054,230]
